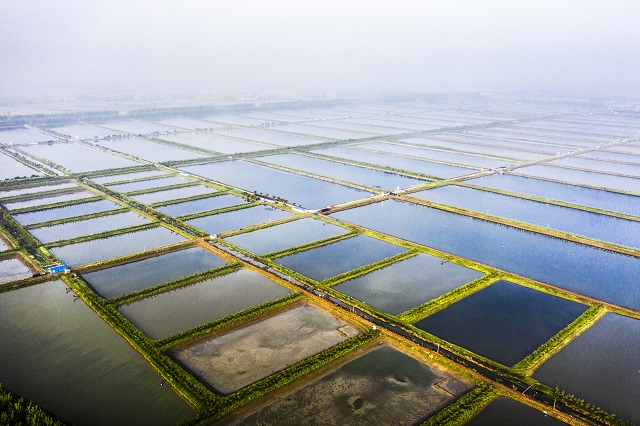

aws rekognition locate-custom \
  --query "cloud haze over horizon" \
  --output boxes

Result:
[1,0,639,97]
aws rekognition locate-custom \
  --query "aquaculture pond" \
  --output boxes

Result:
[274,235,407,282]
[414,280,587,366]
[548,156,640,177]
[515,164,640,193]
[187,205,292,235]
[91,170,168,184]
[1,190,96,210]
[582,149,640,164]
[403,137,548,161]
[182,160,368,209]
[256,153,425,190]
[466,397,565,425]
[211,127,323,146]
[100,119,176,135]
[50,226,185,267]
[82,246,227,298]
[156,194,246,217]
[308,120,407,135]
[228,344,472,426]
[162,132,274,154]
[467,173,640,217]
[0,256,33,283]
[437,133,574,152]
[533,313,640,424]
[172,304,360,394]
[412,185,640,249]
[107,175,190,193]
[271,122,376,140]
[356,141,513,169]
[0,181,77,198]
[332,199,640,310]
[333,253,484,315]
[118,268,292,340]
[131,184,217,204]
[0,238,9,251]
[0,153,43,180]
[311,146,477,179]
[0,127,55,144]
[0,280,194,425]
[29,211,149,244]
[19,142,141,172]
[94,137,206,162]
[50,123,124,139]
[225,217,348,255]
[12,199,121,226]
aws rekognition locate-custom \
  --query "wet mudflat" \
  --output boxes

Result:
[466,397,565,425]
[274,235,407,282]
[533,313,640,424]
[118,269,292,340]
[187,205,292,235]
[0,256,33,283]
[225,217,348,255]
[333,253,484,315]
[226,344,472,426]
[81,246,227,298]
[12,199,121,226]
[172,304,360,393]
[413,280,587,366]
[50,226,185,267]
[0,280,194,425]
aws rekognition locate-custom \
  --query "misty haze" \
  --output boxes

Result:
[0,1,639,425]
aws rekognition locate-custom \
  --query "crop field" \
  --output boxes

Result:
[0,96,638,425]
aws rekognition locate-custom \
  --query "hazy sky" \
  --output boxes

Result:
[1,0,639,97]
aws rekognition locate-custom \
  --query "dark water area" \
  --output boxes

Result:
[332,199,640,310]
[274,235,407,282]
[225,217,348,255]
[0,280,194,425]
[413,185,640,249]
[413,280,587,366]
[187,205,292,235]
[333,253,483,315]
[82,246,226,298]
[467,173,640,217]
[533,313,640,424]
[466,397,566,425]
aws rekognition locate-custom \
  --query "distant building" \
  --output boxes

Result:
[48,264,69,274]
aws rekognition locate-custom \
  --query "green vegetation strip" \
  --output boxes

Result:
[421,382,497,426]
[512,305,607,374]
[25,207,129,229]
[397,273,502,323]
[0,209,55,266]
[0,384,67,426]
[158,293,304,351]
[109,263,242,307]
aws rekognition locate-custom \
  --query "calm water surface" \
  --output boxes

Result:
[187,205,292,235]
[12,199,121,226]
[466,397,565,425]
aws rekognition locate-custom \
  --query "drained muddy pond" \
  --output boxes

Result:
[172,303,360,393]
[118,268,292,339]
[50,226,185,267]
[274,235,407,282]
[0,280,194,425]
[333,253,484,315]
[413,280,587,366]
[225,344,472,426]
[225,217,349,255]
[82,246,226,298]
[533,313,640,424]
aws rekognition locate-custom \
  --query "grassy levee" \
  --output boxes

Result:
[158,292,304,351]
[7,196,104,215]
[60,274,215,414]
[0,208,56,266]
[24,207,129,229]
[177,201,259,222]
[421,382,497,426]
[397,273,502,323]
[0,384,68,426]
[322,249,420,287]
[512,305,607,375]
[184,328,381,425]
[108,262,243,307]
[43,222,159,249]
